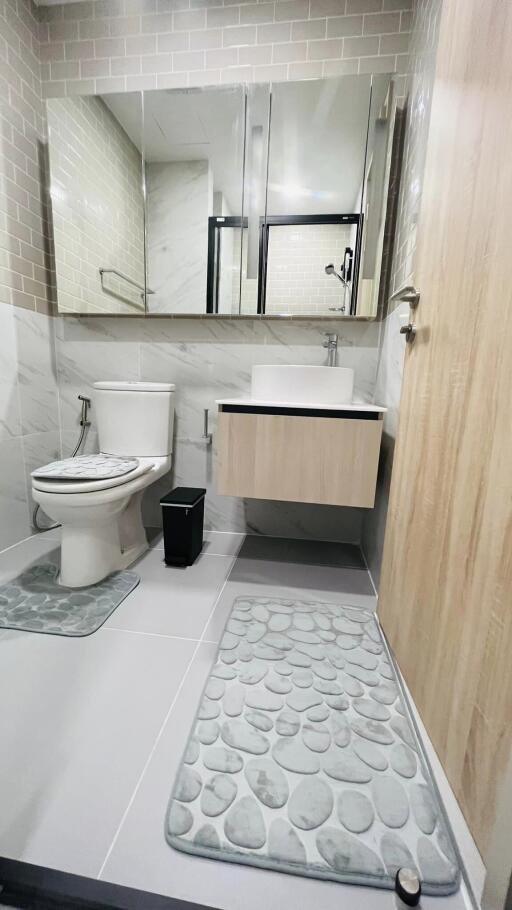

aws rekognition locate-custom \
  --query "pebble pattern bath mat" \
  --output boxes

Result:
[166,597,460,896]
[0,563,139,636]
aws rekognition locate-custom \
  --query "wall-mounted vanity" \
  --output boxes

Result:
[46,73,396,321]
[215,365,385,508]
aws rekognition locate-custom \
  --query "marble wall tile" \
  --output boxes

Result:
[0,438,31,551]
[0,305,22,443]
[373,301,408,439]
[61,427,99,459]
[0,306,63,548]
[14,309,60,435]
[140,335,380,441]
[54,329,139,431]
[58,314,379,347]
[21,430,61,529]
[146,162,210,315]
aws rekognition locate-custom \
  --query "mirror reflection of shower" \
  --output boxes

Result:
[325,257,350,313]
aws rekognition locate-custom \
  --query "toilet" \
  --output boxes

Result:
[32,381,175,588]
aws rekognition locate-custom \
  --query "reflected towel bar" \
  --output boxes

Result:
[99,268,154,297]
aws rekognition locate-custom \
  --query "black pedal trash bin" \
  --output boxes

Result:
[160,487,206,566]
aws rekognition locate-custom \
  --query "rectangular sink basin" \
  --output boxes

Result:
[251,365,354,405]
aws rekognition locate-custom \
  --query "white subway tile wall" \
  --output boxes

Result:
[47,95,145,313]
[37,0,412,97]
[1,0,51,315]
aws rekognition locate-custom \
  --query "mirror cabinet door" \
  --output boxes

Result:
[257,75,374,318]
[237,82,271,316]
[143,85,246,315]
[357,75,395,318]
[47,92,145,314]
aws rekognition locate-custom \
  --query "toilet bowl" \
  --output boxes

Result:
[32,381,175,588]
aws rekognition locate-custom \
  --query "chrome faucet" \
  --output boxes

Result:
[322,332,338,367]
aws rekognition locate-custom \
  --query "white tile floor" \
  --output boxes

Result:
[0,531,476,910]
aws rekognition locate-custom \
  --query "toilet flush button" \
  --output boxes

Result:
[395,868,421,907]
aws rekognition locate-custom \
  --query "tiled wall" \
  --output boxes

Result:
[0,0,61,549]
[0,300,61,549]
[265,222,353,315]
[361,0,442,585]
[37,0,412,97]
[387,0,440,303]
[47,94,145,313]
[1,0,51,314]
[0,0,418,552]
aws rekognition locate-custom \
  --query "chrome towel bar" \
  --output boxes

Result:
[99,268,154,297]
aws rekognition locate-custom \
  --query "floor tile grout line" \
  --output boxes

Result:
[95,558,238,881]
[0,530,51,557]
[103,627,203,643]
[103,539,245,643]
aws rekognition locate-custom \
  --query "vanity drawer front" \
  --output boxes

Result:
[216,411,382,508]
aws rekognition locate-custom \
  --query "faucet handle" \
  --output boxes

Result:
[322,332,338,343]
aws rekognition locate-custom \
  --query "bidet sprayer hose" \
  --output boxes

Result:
[32,394,91,532]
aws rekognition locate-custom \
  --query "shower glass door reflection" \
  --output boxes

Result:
[259,215,362,316]
[207,216,264,315]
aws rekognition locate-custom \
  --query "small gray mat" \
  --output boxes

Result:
[166,596,460,896]
[0,564,139,636]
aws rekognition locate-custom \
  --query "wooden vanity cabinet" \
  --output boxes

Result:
[216,405,383,508]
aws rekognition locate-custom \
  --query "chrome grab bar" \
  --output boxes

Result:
[389,284,420,307]
[99,268,154,296]
[202,408,212,446]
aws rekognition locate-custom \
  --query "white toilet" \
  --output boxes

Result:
[32,381,175,588]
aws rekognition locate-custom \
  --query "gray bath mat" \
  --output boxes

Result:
[166,597,460,896]
[0,563,139,636]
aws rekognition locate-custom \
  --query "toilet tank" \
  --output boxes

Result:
[93,381,175,457]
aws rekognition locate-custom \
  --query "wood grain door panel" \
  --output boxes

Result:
[378,0,512,861]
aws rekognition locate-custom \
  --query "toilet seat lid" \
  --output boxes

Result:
[32,454,140,482]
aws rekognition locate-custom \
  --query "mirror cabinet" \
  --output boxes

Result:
[46,73,395,319]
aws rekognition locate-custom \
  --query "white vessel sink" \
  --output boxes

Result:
[251,365,354,405]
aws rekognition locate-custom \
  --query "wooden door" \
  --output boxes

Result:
[379,0,512,870]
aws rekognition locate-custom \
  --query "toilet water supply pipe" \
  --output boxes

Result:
[32,395,91,532]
